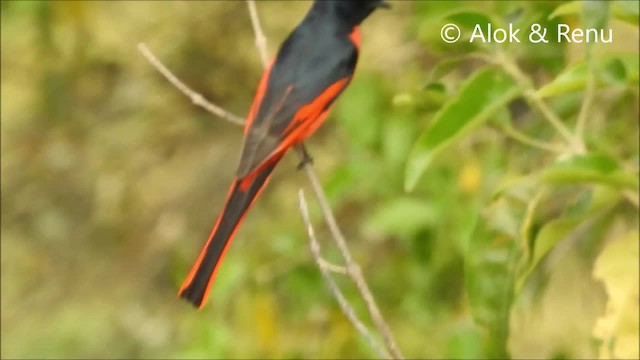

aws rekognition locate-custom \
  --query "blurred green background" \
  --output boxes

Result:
[1,1,638,359]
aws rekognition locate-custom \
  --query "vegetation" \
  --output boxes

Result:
[1,1,638,359]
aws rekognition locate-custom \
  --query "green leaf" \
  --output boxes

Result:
[447,11,497,31]
[417,10,499,54]
[622,55,640,83]
[537,62,587,97]
[516,217,581,292]
[491,173,539,203]
[612,0,640,26]
[425,56,468,84]
[549,1,611,29]
[415,0,467,22]
[404,67,521,191]
[335,74,385,149]
[515,185,621,293]
[583,1,610,31]
[393,83,448,111]
[465,205,517,358]
[548,1,582,20]
[602,58,628,85]
[516,188,545,270]
[541,153,639,190]
[445,324,485,359]
[537,55,640,98]
[420,82,448,109]
[363,198,438,238]
[381,113,417,170]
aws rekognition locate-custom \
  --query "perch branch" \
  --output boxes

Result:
[137,43,244,126]
[298,190,390,359]
[317,258,349,275]
[246,0,269,68]
[295,149,404,359]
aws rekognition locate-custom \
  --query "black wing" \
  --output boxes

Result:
[236,16,358,178]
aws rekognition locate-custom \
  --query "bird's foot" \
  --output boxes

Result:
[296,144,314,170]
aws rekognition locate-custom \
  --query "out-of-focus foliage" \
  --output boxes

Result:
[1,1,638,359]
[404,67,521,190]
[592,230,639,360]
[404,0,638,358]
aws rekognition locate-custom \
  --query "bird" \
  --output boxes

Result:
[179,0,389,309]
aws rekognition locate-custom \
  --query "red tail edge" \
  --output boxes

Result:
[178,156,282,309]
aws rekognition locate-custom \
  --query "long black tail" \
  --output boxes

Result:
[178,157,281,308]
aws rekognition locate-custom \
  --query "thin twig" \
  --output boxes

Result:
[575,60,596,145]
[491,51,585,154]
[318,258,349,275]
[298,190,391,359]
[137,43,245,126]
[499,122,564,154]
[295,146,405,360]
[245,0,269,68]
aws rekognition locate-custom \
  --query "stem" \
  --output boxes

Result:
[296,146,405,360]
[575,57,596,148]
[246,0,269,68]
[137,43,245,126]
[499,122,564,154]
[298,190,391,359]
[493,51,585,154]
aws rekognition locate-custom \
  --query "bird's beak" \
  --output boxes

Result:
[377,1,391,9]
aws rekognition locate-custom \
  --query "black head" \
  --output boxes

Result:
[317,0,390,25]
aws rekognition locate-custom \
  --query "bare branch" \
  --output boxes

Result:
[318,258,348,275]
[295,147,405,360]
[137,43,245,126]
[245,0,269,68]
[298,190,391,360]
